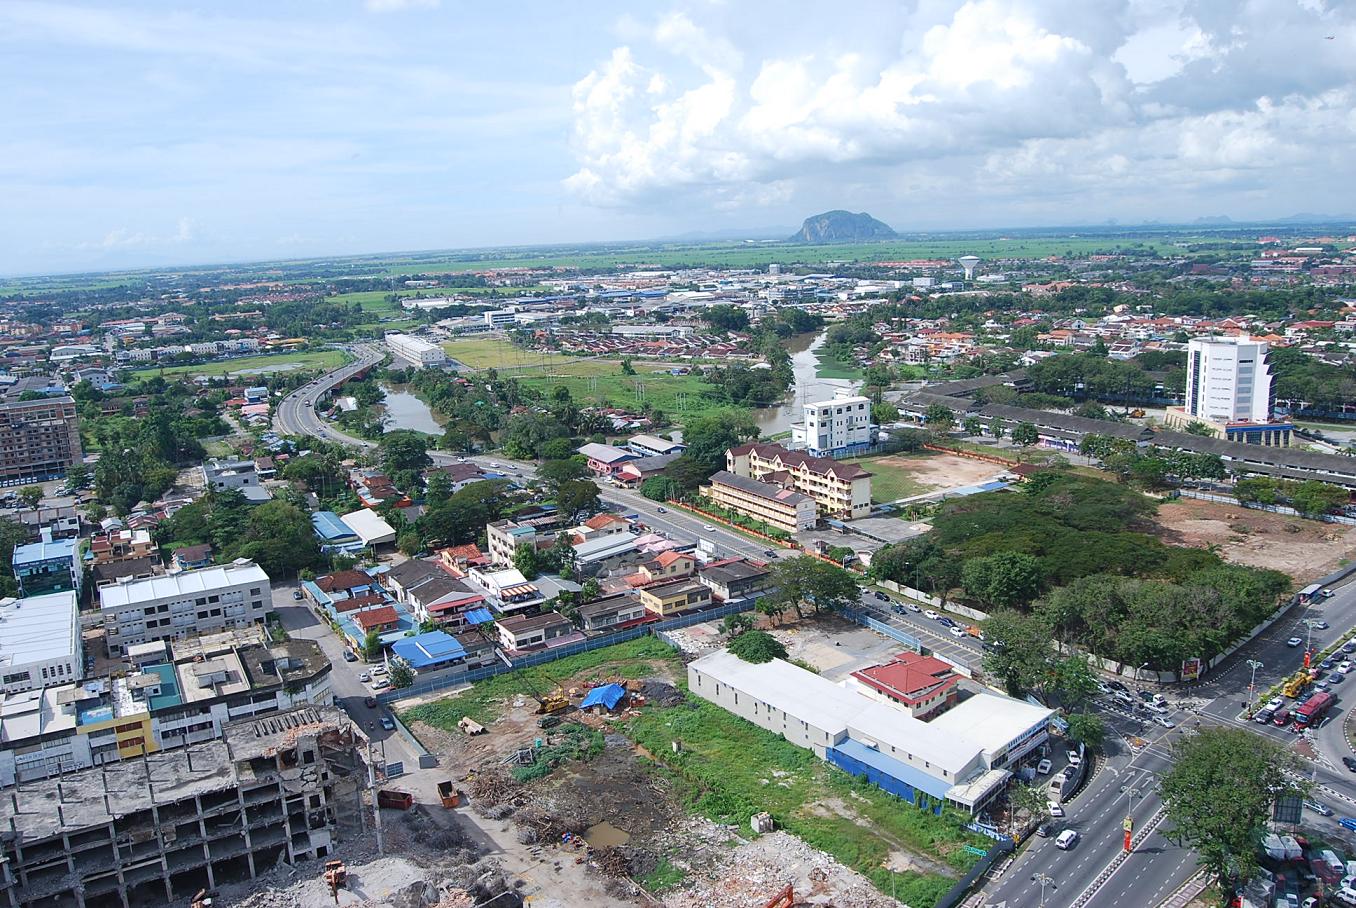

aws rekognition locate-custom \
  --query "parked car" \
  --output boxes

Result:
[874,591,888,602]
[1344,640,1356,654]
[1332,672,1346,684]
[924,610,941,620]
[1287,637,1305,647]
[1036,822,1054,838]
[343,650,358,662]
[938,617,958,628]
[1313,620,1331,630]
[1055,829,1079,850]
[358,672,371,683]
[1047,802,1065,818]
[364,696,378,708]
[1322,657,1337,670]
[1341,661,1354,674]
[904,602,922,613]
[1305,800,1335,817]
[763,549,777,558]
[949,626,965,637]
[379,716,396,731]
[1107,680,1128,692]
[1273,708,1292,726]
[1254,707,1275,724]
[1266,697,1284,712]
[1342,756,1356,773]
[1036,759,1053,775]
[292,589,303,600]
[891,605,906,616]
[1067,750,1082,767]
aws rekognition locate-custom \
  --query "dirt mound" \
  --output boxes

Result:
[638,678,683,706]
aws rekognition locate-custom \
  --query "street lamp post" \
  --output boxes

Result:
[1120,786,1142,852]
[1134,661,1150,683]
[1246,659,1264,710]
[1032,872,1056,907]
[1303,618,1323,654]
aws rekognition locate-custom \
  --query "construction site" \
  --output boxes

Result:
[0,706,368,908]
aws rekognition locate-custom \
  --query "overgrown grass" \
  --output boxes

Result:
[814,351,863,380]
[626,697,989,907]
[403,636,682,727]
[638,859,688,893]
[510,723,604,782]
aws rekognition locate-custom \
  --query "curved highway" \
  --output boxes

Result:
[274,343,384,445]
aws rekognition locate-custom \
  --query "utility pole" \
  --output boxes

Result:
[1120,786,1141,852]
[367,740,384,854]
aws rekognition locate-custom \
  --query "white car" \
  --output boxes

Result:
[1154,715,1176,729]
[1265,697,1285,712]
[1036,759,1053,775]
[949,626,965,637]
[1341,661,1355,674]
[924,610,941,620]
[358,671,371,683]
[904,602,922,613]
[1047,802,1065,818]
[1055,829,1079,850]
[1066,750,1082,766]
[1286,637,1304,647]
[703,524,716,532]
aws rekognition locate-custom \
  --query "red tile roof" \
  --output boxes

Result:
[851,652,958,704]
[352,606,399,630]
[728,442,872,481]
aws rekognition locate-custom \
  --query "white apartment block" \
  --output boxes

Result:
[1185,336,1273,423]
[0,591,82,694]
[99,560,272,656]
[792,389,874,457]
[386,332,447,368]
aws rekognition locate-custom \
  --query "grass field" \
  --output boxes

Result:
[843,455,932,502]
[518,362,732,422]
[132,349,350,379]
[442,336,577,370]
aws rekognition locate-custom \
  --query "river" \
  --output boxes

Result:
[752,331,863,437]
[377,382,446,435]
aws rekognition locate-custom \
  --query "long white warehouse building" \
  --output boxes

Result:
[688,649,1053,815]
[386,333,447,369]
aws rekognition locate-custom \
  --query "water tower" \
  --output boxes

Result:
[958,255,981,280]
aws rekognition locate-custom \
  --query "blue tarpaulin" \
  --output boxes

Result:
[579,683,626,711]
[464,607,495,625]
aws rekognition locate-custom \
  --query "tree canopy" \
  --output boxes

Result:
[728,629,788,664]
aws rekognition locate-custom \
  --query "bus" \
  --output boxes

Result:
[1294,691,1335,727]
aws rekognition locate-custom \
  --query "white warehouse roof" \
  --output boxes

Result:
[690,650,866,738]
[340,508,397,546]
[99,560,270,610]
[927,691,1056,761]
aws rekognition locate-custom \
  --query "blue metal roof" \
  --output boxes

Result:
[391,631,467,670]
[12,539,76,565]
[830,738,953,800]
[464,607,495,625]
[580,683,626,710]
[311,511,358,541]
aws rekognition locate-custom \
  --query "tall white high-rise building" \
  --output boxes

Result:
[1185,336,1273,423]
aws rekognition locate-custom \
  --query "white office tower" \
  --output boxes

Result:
[1185,336,1273,423]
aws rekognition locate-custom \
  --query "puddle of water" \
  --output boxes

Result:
[584,821,631,848]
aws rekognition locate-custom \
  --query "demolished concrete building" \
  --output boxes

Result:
[0,705,366,908]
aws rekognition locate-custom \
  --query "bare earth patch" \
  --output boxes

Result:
[863,452,1007,493]
[1155,498,1356,580]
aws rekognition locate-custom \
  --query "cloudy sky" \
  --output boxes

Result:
[3,0,1354,275]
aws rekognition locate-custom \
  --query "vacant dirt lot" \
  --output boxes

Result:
[1155,497,1356,580]
[848,452,1008,502]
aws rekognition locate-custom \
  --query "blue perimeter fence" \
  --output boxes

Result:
[377,599,754,704]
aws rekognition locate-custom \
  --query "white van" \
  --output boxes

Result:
[1055,829,1079,850]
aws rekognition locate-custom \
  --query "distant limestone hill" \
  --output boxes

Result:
[789,210,897,244]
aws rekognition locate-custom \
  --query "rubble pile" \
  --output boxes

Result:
[468,769,524,812]
[637,678,683,707]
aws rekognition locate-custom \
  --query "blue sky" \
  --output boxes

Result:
[3,0,1354,275]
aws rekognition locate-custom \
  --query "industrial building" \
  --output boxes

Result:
[1162,335,1292,445]
[688,650,1053,815]
[385,333,447,368]
[790,389,875,457]
[0,396,82,486]
[11,537,82,597]
[700,471,817,534]
[98,560,272,657]
[0,706,365,908]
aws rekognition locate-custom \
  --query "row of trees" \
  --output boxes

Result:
[1234,475,1351,516]
[159,489,323,578]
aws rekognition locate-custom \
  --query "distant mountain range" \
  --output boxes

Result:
[789,210,897,244]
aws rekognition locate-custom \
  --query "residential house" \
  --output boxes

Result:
[577,442,638,477]
[486,519,543,567]
[352,606,400,636]
[435,543,488,573]
[576,592,649,632]
[638,580,712,617]
[573,513,629,544]
[91,555,161,588]
[698,559,773,601]
[172,544,213,570]
[495,611,576,652]
[389,631,466,675]
[626,434,686,457]
[464,567,545,615]
[634,551,696,586]
[614,453,680,487]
